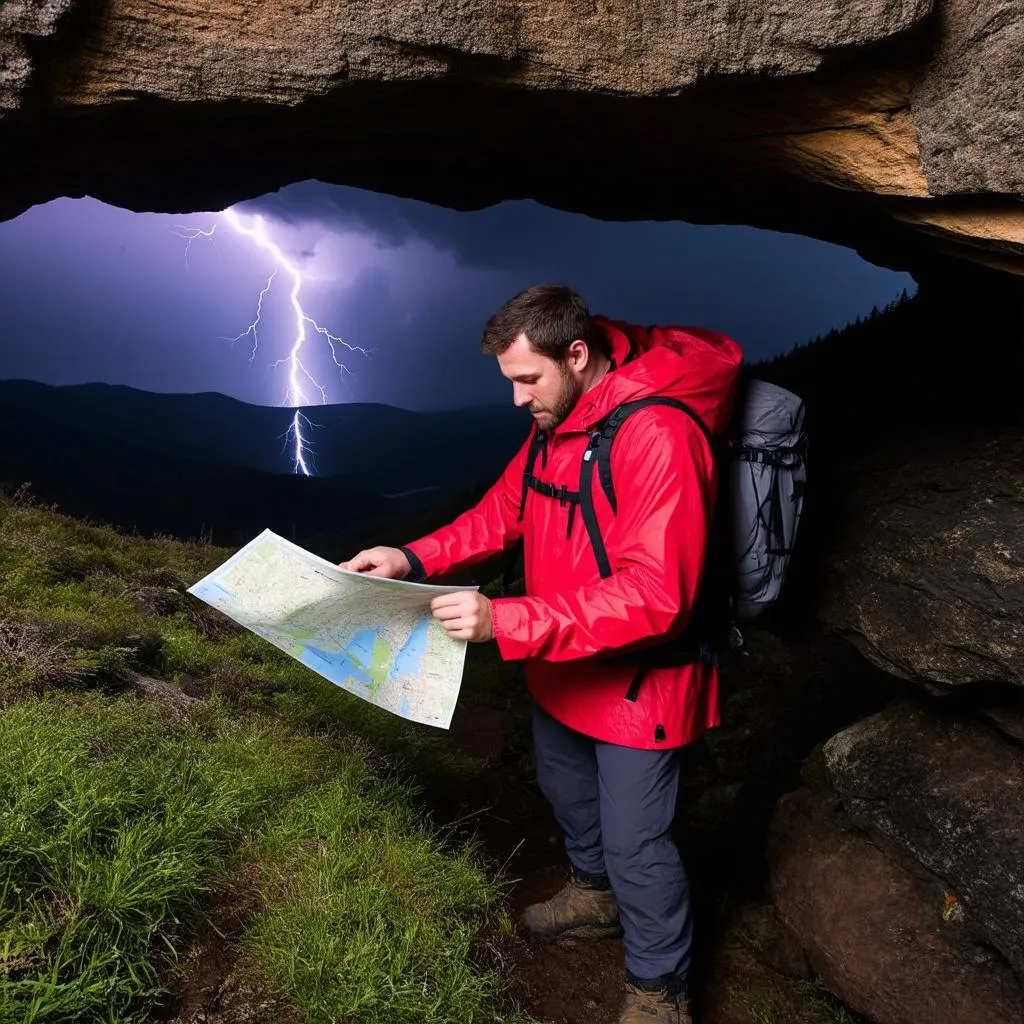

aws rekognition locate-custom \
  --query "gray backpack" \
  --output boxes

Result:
[727,378,807,627]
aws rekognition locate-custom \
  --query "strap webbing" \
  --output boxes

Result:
[579,397,713,579]
[578,433,610,576]
[517,428,548,522]
[736,445,804,468]
[525,477,580,505]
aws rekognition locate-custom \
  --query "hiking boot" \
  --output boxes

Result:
[519,873,622,940]
[617,980,694,1023]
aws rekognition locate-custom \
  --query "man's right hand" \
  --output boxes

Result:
[339,546,411,579]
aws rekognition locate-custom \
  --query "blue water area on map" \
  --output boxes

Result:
[394,619,429,677]
[300,646,373,689]
[347,629,379,669]
[299,620,429,699]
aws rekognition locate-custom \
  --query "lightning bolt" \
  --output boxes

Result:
[178,209,370,475]
[224,272,276,366]
[172,224,216,270]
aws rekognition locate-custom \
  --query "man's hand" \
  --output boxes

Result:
[339,546,411,579]
[430,591,494,643]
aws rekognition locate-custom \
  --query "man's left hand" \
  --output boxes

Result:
[430,591,494,642]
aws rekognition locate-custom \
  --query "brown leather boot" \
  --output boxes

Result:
[519,873,622,940]
[617,981,694,1023]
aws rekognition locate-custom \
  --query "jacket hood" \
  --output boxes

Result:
[558,315,744,436]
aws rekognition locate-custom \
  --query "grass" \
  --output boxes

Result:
[721,909,865,1024]
[0,697,331,1023]
[243,777,520,1023]
[727,983,862,1024]
[0,491,535,1024]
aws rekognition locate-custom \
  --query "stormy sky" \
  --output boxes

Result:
[0,179,913,412]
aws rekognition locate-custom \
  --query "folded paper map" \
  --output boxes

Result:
[187,529,477,729]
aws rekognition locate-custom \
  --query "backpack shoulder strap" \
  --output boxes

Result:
[578,397,713,578]
[517,426,548,522]
[501,426,549,596]
[595,397,713,514]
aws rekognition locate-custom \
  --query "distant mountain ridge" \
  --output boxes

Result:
[0,380,529,491]
[0,380,530,545]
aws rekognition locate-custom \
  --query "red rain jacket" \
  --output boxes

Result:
[404,316,743,749]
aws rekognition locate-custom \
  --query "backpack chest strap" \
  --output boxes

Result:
[523,474,581,538]
[525,476,580,506]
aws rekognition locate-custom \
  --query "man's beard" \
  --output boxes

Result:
[533,361,582,430]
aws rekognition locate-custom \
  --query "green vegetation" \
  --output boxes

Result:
[727,981,861,1024]
[0,490,533,1024]
[721,910,865,1024]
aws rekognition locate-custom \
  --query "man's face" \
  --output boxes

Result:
[497,334,583,431]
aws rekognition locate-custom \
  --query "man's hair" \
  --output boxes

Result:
[480,284,610,360]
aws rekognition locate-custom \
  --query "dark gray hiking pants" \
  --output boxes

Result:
[531,702,693,982]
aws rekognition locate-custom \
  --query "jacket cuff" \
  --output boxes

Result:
[399,546,428,583]
[490,598,532,661]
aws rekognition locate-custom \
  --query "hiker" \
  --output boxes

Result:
[341,283,743,1024]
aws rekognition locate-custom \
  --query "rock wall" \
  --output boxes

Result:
[770,705,1024,1024]
[760,272,1024,1024]
[0,0,1022,275]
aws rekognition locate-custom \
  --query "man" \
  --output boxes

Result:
[342,284,742,1024]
